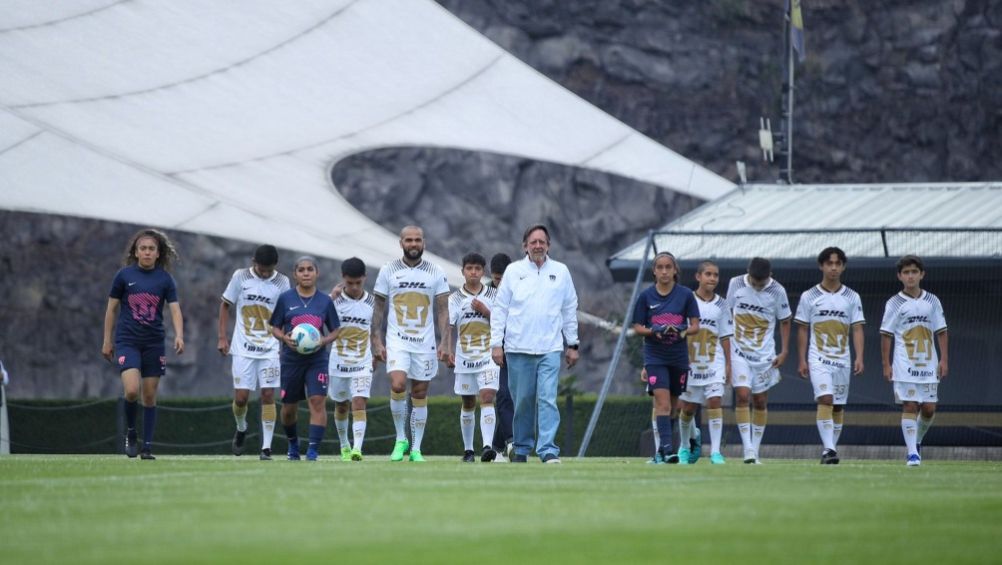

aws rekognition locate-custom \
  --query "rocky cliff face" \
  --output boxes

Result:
[2,0,999,398]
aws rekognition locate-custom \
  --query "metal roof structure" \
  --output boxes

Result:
[0,0,732,286]
[608,182,1002,280]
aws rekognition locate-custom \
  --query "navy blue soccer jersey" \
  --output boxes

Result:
[269,289,340,363]
[632,284,700,367]
[109,265,178,346]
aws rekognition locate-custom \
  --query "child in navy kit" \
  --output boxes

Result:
[631,252,700,463]
[102,228,185,460]
[270,256,341,461]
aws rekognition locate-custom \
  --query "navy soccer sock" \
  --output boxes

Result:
[308,424,325,452]
[656,415,673,454]
[142,405,157,449]
[124,400,138,431]
[284,424,299,449]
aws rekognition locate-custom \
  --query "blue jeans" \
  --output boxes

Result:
[506,351,561,460]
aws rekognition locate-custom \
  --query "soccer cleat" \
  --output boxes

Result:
[661,447,679,464]
[390,439,409,462]
[481,445,497,462]
[906,453,921,466]
[541,454,561,464]
[306,447,319,461]
[677,447,691,465]
[139,449,156,461]
[743,449,757,464]
[647,451,665,465]
[287,443,301,461]
[232,430,246,456]
[350,448,363,461]
[820,449,840,465]
[462,450,476,463]
[409,450,426,462]
[125,429,138,458]
[689,427,702,464]
[340,446,352,462]
[710,452,726,465]
[259,448,273,461]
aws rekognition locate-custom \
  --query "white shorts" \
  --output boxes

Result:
[680,381,725,405]
[731,354,780,394]
[453,367,500,396]
[809,358,851,404]
[328,373,374,402]
[386,349,438,381]
[231,356,280,391]
[894,381,939,404]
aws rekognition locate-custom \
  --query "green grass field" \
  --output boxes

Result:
[1,455,999,564]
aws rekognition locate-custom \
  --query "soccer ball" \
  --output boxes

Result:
[290,323,322,354]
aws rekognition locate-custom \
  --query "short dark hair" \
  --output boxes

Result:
[696,260,718,275]
[253,244,279,266]
[522,224,550,244]
[341,257,366,278]
[490,253,512,275]
[747,257,771,280]
[817,246,847,265]
[462,252,486,268]
[896,254,925,273]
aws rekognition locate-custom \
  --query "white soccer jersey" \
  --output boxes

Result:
[449,285,498,373]
[374,258,451,354]
[726,275,792,368]
[329,291,375,377]
[795,284,865,368]
[880,290,947,384]
[687,293,733,384]
[221,268,290,359]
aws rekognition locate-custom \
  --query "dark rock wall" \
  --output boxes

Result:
[2,0,999,398]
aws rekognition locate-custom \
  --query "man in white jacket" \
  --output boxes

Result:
[491,224,579,464]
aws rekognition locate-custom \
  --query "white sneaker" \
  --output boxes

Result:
[493,452,509,463]
[743,448,757,464]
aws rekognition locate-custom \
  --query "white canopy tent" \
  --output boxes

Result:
[0,0,732,285]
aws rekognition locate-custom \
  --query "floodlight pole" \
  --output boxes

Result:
[577,231,655,458]
[780,4,796,184]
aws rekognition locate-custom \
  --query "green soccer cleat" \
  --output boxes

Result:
[408,450,426,462]
[689,427,702,464]
[677,447,691,465]
[340,446,352,461]
[350,448,363,461]
[710,452,726,464]
[390,439,409,462]
[646,452,664,464]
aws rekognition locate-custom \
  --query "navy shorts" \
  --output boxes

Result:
[116,342,166,377]
[645,364,688,397]
[280,357,330,403]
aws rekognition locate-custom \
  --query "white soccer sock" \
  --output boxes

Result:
[261,403,276,450]
[678,414,693,449]
[751,409,767,453]
[833,410,844,447]
[709,417,723,454]
[390,397,408,441]
[652,416,660,452]
[411,405,428,452]
[917,413,935,443]
[902,414,919,455]
[351,411,367,452]
[460,409,475,451]
[735,406,752,451]
[233,401,248,432]
[817,405,835,451]
[335,416,350,449]
[480,405,496,449]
